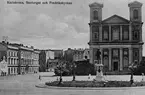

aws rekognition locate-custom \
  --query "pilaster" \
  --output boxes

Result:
[99,25,102,42]
[109,48,112,71]
[120,48,123,71]
[139,46,142,62]
[129,24,132,41]
[109,25,111,41]
[120,25,122,40]
[129,47,132,65]
[90,47,93,64]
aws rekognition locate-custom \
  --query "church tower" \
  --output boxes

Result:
[89,2,103,64]
[128,1,142,22]
[128,1,143,64]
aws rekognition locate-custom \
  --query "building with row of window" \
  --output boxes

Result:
[0,41,40,75]
[88,1,144,73]
[73,48,90,62]
[39,49,62,72]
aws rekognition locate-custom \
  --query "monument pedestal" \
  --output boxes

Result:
[94,60,106,82]
[95,76,105,81]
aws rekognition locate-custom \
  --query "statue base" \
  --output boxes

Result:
[94,76,106,82]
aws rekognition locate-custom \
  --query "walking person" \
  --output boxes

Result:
[39,75,41,81]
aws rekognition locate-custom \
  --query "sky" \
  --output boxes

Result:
[0,0,145,54]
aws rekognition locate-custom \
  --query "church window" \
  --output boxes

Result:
[133,9,139,19]
[123,57,128,67]
[104,30,108,40]
[112,26,120,41]
[93,10,98,20]
[133,31,139,40]
[123,26,129,40]
[103,26,109,40]
[92,26,99,41]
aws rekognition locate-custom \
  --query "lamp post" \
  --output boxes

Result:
[128,62,137,85]
[72,62,77,81]
[58,61,63,85]
[58,51,65,85]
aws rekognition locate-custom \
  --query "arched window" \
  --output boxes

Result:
[92,26,99,41]
[123,57,128,68]
[133,31,139,40]
[133,9,138,19]
[93,10,98,20]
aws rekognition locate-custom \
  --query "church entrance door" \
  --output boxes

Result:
[113,61,118,71]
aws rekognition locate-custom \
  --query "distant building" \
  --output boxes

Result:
[45,50,55,72]
[64,48,74,62]
[0,41,40,75]
[83,49,90,60]
[51,49,63,59]
[32,50,40,73]
[0,42,19,75]
[45,50,55,60]
[39,49,59,72]
[73,48,90,62]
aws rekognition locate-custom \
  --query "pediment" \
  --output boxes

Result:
[102,15,129,24]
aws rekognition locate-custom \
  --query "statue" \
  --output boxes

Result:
[94,49,105,82]
[96,49,101,60]
[3,56,6,61]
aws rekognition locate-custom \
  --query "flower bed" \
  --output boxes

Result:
[45,81,145,87]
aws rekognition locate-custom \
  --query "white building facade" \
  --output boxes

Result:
[7,45,19,75]
[88,1,144,73]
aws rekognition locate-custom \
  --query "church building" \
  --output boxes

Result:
[88,1,144,73]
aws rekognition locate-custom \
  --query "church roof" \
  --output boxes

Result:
[102,14,130,24]
[128,1,142,7]
[89,2,103,8]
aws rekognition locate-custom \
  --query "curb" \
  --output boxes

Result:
[35,84,145,90]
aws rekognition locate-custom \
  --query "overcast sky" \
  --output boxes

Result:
[1,0,145,54]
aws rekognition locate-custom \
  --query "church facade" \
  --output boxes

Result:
[88,1,144,73]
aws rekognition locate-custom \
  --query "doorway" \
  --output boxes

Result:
[113,61,118,71]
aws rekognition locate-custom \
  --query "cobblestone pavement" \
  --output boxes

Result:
[0,72,145,95]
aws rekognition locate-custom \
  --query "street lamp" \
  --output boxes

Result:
[58,61,63,85]
[128,62,137,85]
[72,62,77,81]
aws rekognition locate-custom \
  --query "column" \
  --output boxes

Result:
[109,25,111,41]
[90,25,92,42]
[120,48,123,71]
[10,68,11,75]
[140,26,142,42]
[99,25,102,42]
[139,46,142,62]
[90,47,93,64]
[100,48,103,65]
[120,25,122,40]
[10,58,11,65]
[129,24,132,41]
[11,58,13,65]
[109,48,112,71]
[13,58,15,65]
[129,48,132,65]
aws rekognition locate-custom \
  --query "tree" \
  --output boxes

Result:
[134,60,145,75]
